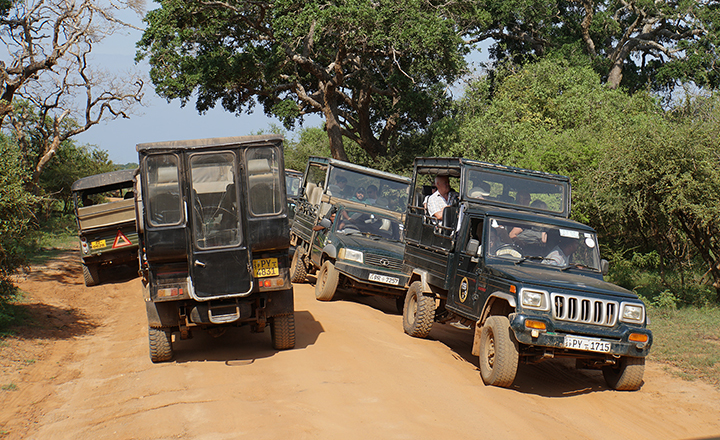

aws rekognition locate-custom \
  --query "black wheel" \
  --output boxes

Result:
[603,356,645,391]
[270,313,296,350]
[290,246,307,283]
[478,316,519,388]
[315,260,339,301]
[82,263,100,287]
[148,327,173,363]
[402,281,436,338]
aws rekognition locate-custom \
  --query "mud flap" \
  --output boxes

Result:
[265,288,294,317]
[471,320,482,356]
[146,300,180,328]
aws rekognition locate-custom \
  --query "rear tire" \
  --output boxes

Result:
[402,281,436,338]
[315,260,339,301]
[603,356,645,391]
[290,246,307,283]
[82,263,100,287]
[270,313,296,350]
[478,316,518,388]
[148,327,173,363]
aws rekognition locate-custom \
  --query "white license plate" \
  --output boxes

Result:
[564,335,611,353]
[368,273,400,286]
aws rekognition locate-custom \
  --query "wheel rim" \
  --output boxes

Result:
[319,266,327,290]
[486,332,496,369]
[409,294,418,325]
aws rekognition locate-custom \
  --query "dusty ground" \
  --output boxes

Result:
[1,251,720,440]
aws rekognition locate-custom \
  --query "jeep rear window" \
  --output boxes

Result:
[146,154,183,227]
[465,169,567,215]
[246,147,284,216]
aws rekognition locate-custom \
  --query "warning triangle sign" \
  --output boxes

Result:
[112,230,132,248]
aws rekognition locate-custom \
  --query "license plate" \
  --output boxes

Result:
[564,335,611,353]
[369,273,400,286]
[253,258,278,278]
[90,239,107,250]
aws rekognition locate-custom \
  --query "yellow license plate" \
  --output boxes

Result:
[90,239,107,250]
[253,258,278,278]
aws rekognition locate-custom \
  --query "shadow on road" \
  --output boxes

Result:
[4,302,96,342]
[172,310,324,364]
[427,321,612,397]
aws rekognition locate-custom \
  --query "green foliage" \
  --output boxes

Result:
[137,0,467,159]
[0,135,41,330]
[39,142,116,213]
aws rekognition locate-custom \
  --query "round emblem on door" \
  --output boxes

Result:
[459,277,469,303]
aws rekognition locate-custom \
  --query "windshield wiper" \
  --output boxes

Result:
[514,255,546,265]
[561,263,597,272]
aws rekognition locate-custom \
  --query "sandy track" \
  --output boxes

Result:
[1,252,720,439]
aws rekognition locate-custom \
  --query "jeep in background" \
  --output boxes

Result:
[71,169,139,287]
[401,157,652,390]
[136,135,295,362]
[285,168,303,228]
[290,157,411,308]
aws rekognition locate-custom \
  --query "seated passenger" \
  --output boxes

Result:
[543,236,580,266]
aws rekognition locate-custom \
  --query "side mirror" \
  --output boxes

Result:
[466,238,479,255]
[601,259,609,275]
[442,205,458,229]
[319,217,332,229]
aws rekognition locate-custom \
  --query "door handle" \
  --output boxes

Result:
[194,260,206,267]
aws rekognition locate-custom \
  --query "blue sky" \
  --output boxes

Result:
[75,10,486,165]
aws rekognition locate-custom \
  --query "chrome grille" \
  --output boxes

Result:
[364,254,404,271]
[551,293,618,326]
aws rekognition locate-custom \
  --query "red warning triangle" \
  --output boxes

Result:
[112,230,132,248]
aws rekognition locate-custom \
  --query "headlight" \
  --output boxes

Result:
[520,288,549,311]
[338,248,363,263]
[619,302,645,324]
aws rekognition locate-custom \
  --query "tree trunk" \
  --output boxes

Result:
[320,85,348,161]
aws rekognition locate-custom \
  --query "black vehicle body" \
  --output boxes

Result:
[290,157,411,305]
[402,157,652,390]
[285,168,303,228]
[136,135,295,362]
[71,169,139,286]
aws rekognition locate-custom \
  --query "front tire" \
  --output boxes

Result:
[478,316,518,388]
[290,246,307,283]
[603,356,645,391]
[82,263,100,286]
[270,313,296,350]
[148,327,173,363]
[402,281,436,338]
[315,260,339,301]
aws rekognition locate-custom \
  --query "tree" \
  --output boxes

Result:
[1,0,145,186]
[137,0,466,161]
[462,0,720,91]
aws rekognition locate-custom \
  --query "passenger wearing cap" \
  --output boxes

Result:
[469,180,491,199]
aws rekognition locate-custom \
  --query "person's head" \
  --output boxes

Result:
[434,175,450,196]
[530,199,548,210]
[559,237,580,255]
[355,187,365,200]
[336,175,347,188]
[516,190,531,206]
[367,185,378,199]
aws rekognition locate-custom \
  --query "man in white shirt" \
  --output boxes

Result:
[543,237,580,266]
[426,175,455,221]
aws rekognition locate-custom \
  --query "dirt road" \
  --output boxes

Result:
[1,252,720,440]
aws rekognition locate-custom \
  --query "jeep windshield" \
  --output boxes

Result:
[486,217,601,271]
[336,209,404,241]
[327,168,410,213]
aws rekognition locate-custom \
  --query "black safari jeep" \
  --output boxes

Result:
[136,135,295,362]
[402,157,652,390]
[285,168,303,228]
[71,169,139,286]
[290,157,411,307]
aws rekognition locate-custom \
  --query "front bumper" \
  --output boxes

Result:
[509,313,652,358]
[335,260,409,294]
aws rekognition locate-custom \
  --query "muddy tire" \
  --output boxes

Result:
[82,263,100,287]
[478,316,519,388]
[402,281,436,338]
[148,327,173,363]
[270,313,296,350]
[315,260,339,301]
[290,246,307,283]
[603,356,645,391]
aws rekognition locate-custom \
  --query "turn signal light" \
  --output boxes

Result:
[629,333,649,343]
[509,285,517,294]
[525,319,547,330]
